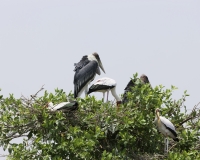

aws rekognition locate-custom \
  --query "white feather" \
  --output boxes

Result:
[160,116,176,131]
[88,54,98,62]
[47,102,74,111]
[94,77,117,87]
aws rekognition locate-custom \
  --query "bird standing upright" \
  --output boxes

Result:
[122,74,150,104]
[73,52,106,98]
[87,77,122,105]
[154,108,179,153]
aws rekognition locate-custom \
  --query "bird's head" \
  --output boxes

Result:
[116,101,122,111]
[140,74,150,84]
[117,101,122,106]
[155,108,162,117]
[92,52,106,74]
[155,108,161,113]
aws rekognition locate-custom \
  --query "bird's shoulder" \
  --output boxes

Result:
[74,55,90,72]
[160,116,175,130]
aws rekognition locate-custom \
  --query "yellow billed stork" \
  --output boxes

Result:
[154,108,179,153]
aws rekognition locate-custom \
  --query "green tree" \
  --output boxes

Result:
[0,74,199,159]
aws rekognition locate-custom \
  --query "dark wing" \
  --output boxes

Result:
[124,79,135,90]
[74,55,90,72]
[122,79,135,104]
[74,61,98,98]
[87,84,115,94]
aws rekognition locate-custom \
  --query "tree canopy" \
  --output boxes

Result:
[0,74,199,159]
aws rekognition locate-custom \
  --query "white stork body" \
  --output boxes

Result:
[73,52,106,98]
[87,77,121,104]
[154,108,179,153]
[47,101,78,111]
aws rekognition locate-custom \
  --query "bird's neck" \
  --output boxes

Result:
[88,54,97,62]
[111,87,121,102]
[156,111,160,120]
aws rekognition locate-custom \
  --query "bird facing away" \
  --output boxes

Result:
[154,108,179,153]
[122,74,150,104]
[47,101,78,111]
[87,77,122,105]
[73,52,106,98]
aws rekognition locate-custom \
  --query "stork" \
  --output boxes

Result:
[87,77,122,106]
[47,101,78,111]
[73,52,106,98]
[154,108,179,153]
[122,74,150,104]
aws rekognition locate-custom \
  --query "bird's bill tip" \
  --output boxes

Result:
[99,62,106,73]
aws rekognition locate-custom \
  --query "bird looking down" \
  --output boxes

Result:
[87,77,122,106]
[122,74,150,104]
[73,52,106,98]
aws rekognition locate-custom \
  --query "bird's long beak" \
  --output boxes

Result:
[99,61,106,73]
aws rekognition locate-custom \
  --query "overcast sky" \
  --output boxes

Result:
[0,1,200,158]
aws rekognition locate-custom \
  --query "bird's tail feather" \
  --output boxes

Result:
[173,137,179,142]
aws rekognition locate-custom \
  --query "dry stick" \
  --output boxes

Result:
[169,143,178,152]
[176,102,200,128]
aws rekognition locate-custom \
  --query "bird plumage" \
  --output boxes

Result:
[122,74,150,104]
[47,101,78,111]
[154,108,179,142]
[73,52,105,98]
[74,61,98,98]
[88,77,121,104]
[87,77,116,94]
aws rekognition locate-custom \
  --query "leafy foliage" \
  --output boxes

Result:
[0,74,199,159]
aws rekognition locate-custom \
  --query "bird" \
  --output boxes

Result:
[87,77,122,105]
[47,101,78,111]
[122,74,150,104]
[154,108,179,153]
[73,52,106,98]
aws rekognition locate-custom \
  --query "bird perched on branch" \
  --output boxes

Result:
[47,101,78,111]
[122,74,150,104]
[154,108,179,153]
[73,52,106,98]
[87,77,122,106]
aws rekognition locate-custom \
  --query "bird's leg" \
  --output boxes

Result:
[84,84,88,97]
[166,138,169,153]
[164,137,167,154]
[106,90,109,102]
[164,137,168,154]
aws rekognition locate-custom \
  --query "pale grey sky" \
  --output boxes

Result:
[0,1,200,158]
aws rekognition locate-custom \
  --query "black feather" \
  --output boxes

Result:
[74,61,98,98]
[122,75,151,104]
[57,101,79,111]
[74,55,90,72]
[163,123,179,142]
[122,79,136,104]
[87,84,115,94]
